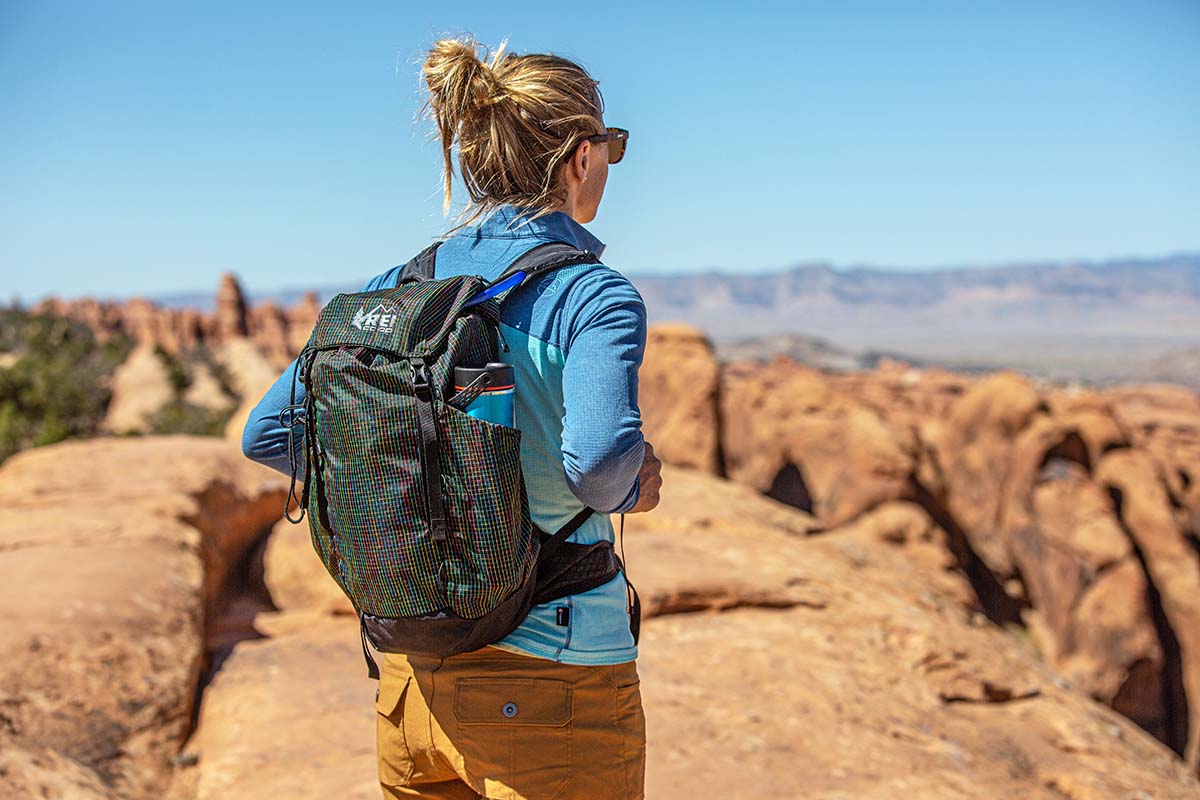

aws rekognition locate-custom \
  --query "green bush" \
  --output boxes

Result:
[154,344,193,394]
[148,344,237,435]
[147,398,234,437]
[0,306,133,463]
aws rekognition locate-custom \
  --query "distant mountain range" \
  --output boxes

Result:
[155,253,1200,388]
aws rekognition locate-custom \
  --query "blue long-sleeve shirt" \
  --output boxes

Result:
[242,203,645,665]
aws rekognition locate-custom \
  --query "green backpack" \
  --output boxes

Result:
[283,241,638,677]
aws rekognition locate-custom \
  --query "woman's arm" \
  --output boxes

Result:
[559,267,648,514]
[241,357,306,477]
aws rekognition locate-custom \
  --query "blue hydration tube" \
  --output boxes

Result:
[463,271,526,308]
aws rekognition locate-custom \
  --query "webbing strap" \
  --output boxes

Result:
[398,241,443,284]
[410,357,448,552]
[535,507,595,565]
[619,513,640,644]
[360,615,381,680]
[487,242,601,298]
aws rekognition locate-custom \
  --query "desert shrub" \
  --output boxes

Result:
[147,398,233,437]
[0,305,133,463]
[154,344,193,394]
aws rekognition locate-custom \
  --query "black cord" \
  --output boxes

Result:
[619,512,632,613]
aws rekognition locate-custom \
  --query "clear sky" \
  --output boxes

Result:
[2,0,1198,300]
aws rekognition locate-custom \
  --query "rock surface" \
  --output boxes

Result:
[720,359,916,525]
[164,465,1200,799]
[102,342,175,433]
[263,515,354,616]
[13,290,1200,790]
[639,323,722,474]
[1098,449,1200,769]
[0,437,287,799]
[167,615,378,800]
[217,337,285,442]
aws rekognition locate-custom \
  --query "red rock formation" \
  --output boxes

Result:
[21,278,1200,777]
[287,291,321,355]
[639,323,722,474]
[640,329,1200,772]
[1098,449,1200,769]
[719,358,917,526]
[248,301,291,366]
[0,437,287,799]
[169,465,1200,798]
[38,273,316,368]
[214,273,249,339]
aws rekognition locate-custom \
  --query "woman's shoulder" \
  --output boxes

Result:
[551,261,646,350]
[555,260,645,315]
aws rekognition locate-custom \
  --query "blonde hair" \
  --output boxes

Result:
[420,35,604,232]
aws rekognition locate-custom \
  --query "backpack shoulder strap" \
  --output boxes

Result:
[462,242,601,308]
[493,241,601,287]
[397,241,443,284]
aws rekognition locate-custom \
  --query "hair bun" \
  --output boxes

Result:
[423,36,505,116]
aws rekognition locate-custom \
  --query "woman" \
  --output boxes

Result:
[242,35,662,799]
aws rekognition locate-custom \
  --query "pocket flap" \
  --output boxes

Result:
[454,678,572,726]
[376,674,411,716]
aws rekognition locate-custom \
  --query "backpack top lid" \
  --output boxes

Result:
[306,272,489,358]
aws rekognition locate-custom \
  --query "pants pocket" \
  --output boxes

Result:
[453,677,573,800]
[377,671,415,788]
[615,674,646,800]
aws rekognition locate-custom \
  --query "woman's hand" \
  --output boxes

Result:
[626,441,662,513]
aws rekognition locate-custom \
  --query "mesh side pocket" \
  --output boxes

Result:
[438,403,537,618]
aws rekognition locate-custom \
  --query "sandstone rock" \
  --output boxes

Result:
[217,337,285,442]
[1107,384,1200,542]
[620,464,825,617]
[183,360,235,412]
[1097,449,1200,770]
[214,273,249,339]
[0,437,287,799]
[720,360,916,525]
[40,273,316,366]
[102,342,175,433]
[263,516,354,615]
[1045,389,1130,464]
[931,371,1045,576]
[249,301,294,368]
[168,463,1200,799]
[0,745,117,800]
[167,615,377,800]
[828,365,970,430]
[1013,464,1164,735]
[630,481,1198,798]
[287,291,322,354]
[820,500,975,610]
[639,324,721,474]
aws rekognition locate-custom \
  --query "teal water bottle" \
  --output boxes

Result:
[453,363,515,427]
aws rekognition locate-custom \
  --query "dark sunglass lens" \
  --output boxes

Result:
[608,136,626,164]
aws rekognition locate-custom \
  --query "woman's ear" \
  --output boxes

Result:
[570,139,595,184]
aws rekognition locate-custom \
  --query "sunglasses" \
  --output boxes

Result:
[584,127,629,164]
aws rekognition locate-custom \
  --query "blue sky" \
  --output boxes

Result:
[1,0,1198,300]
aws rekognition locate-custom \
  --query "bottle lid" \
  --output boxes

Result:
[454,362,514,389]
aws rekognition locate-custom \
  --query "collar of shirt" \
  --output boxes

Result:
[455,203,607,259]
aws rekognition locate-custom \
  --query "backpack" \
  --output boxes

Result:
[282,240,641,677]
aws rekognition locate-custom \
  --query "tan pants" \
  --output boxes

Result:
[376,645,646,800]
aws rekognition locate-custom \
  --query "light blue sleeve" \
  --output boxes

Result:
[240,265,404,475]
[558,267,647,514]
